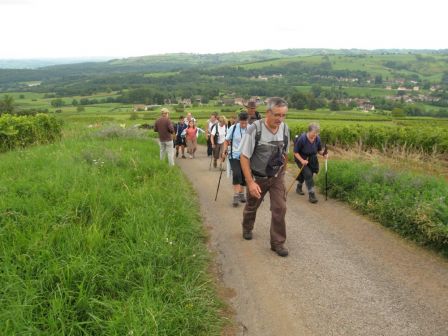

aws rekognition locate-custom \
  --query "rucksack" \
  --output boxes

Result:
[253,120,290,177]
[253,120,289,153]
[213,123,227,145]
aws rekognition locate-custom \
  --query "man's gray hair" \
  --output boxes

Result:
[308,122,320,133]
[266,97,288,112]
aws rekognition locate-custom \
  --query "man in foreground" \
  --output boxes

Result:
[239,97,290,257]
[154,108,175,166]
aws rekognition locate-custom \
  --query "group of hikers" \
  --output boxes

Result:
[154,98,329,257]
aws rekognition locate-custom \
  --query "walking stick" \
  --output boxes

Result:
[325,157,328,201]
[323,144,328,201]
[286,161,307,195]
[214,162,224,201]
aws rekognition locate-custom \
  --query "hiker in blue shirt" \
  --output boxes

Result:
[222,112,249,207]
[174,116,188,159]
[294,123,329,203]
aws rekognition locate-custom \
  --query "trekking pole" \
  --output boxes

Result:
[286,163,306,195]
[214,161,224,201]
[323,144,328,201]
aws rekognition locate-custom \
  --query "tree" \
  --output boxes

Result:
[76,106,85,112]
[72,99,79,106]
[51,98,65,108]
[0,95,14,115]
[311,85,322,98]
[374,75,383,84]
[329,99,340,111]
[289,92,307,110]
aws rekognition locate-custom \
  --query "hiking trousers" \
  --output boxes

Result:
[159,140,174,166]
[297,165,314,192]
[242,173,286,248]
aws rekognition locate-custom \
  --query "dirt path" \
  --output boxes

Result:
[177,149,448,336]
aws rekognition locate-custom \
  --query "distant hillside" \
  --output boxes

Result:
[0,57,112,69]
[1,49,447,93]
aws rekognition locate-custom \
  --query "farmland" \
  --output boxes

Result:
[1,49,448,333]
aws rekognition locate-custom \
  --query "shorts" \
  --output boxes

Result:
[229,159,245,186]
[176,136,186,146]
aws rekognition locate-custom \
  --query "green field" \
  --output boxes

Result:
[0,124,225,334]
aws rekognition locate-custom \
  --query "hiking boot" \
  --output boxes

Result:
[182,155,186,159]
[296,183,305,195]
[309,192,318,204]
[271,245,289,257]
[239,192,246,203]
[176,151,179,158]
[243,231,253,240]
[232,195,239,207]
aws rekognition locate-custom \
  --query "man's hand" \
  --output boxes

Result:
[221,152,227,162]
[247,181,262,199]
[301,159,309,166]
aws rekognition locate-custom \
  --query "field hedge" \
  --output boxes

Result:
[0,113,62,152]
[289,122,448,155]
[316,160,448,254]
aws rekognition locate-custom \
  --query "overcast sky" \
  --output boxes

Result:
[0,0,446,59]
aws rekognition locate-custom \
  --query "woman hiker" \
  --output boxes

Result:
[210,116,228,168]
[294,123,329,203]
[183,120,204,159]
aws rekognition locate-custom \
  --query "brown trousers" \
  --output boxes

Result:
[242,173,287,247]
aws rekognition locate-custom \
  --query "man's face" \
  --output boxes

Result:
[239,120,248,129]
[247,107,256,115]
[211,115,217,122]
[187,113,192,120]
[180,118,184,123]
[266,105,287,128]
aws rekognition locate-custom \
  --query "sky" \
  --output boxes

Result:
[0,0,447,59]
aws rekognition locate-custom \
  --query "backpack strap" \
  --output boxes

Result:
[253,119,262,151]
[283,123,289,154]
[230,124,237,159]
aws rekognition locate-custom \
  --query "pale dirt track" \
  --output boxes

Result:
[176,148,448,336]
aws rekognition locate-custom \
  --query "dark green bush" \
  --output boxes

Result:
[0,114,62,152]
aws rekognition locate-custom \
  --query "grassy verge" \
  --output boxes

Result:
[316,160,448,255]
[0,133,224,334]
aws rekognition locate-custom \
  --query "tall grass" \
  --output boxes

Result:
[316,160,448,255]
[0,136,224,334]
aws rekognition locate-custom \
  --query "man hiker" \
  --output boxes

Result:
[174,115,187,159]
[244,101,262,124]
[184,112,196,126]
[210,116,228,168]
[205,112,218,157]
[154,108,175,166]
[294,123,329,203]
[239,97,290,257]
[222,111,249,207]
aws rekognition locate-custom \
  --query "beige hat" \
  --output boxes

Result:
[160,108,170,114]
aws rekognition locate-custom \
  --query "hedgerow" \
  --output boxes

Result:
[316,160,448,254]
[0,113,62,152]
[289,122,448,155]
